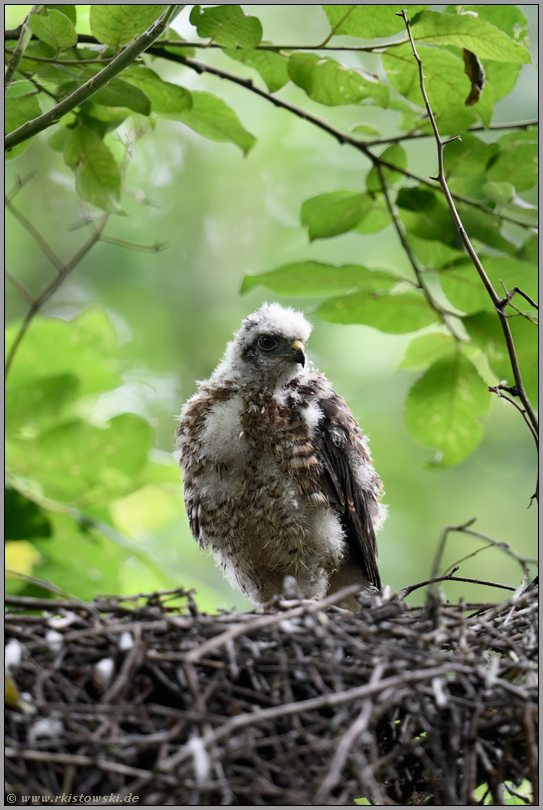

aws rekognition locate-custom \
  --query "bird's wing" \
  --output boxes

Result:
[315,387,382,590]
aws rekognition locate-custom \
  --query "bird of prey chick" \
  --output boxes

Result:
[176,303,386,609]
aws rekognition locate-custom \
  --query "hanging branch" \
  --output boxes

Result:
[5,210,109,380]
[4,5,184,152]
[398,9,538,453]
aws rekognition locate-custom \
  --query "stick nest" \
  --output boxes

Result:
[5,582,538,806]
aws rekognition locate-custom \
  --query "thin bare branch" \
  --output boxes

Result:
[5,197,64,273]
[398,9,538,446]
[397,570,516,601]
[430,518,537,586]
[488,386,539,448]
[5,269,37,304]
[5,215,108,380]
[361,119,539,147]
[4,27,410,54]
[496,285,538,313]
[373,161,464,339]
[99,235,168,253]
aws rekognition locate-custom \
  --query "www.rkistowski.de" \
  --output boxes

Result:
[6,794,138,804]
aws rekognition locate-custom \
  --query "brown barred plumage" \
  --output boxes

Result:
[176,304,386,608]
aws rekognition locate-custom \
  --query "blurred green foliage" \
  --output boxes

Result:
[5,5,538,614]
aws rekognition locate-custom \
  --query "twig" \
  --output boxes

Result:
[4,171,36,202]
[5,594,133,614]
[4,28,410,54]
[496,285,538,313]
[373,160,463,339]
[4,748,158,781]
[155,50,532,237]
[314,663,386,804]
[317,6,358,48]
[399,9,538,446]
[361,119,539,147]
[5,269,36,304]
[99,235,168,253]
[5,196,64,273]
[430,519,536,587]
[4,5,184,151]
[4,48,113,66]
[184,584,362,663]
[5,215,109,379]
[397,570,516,601]
[4,5,43,92]
[488,386,539,448]
[157,663,466,773]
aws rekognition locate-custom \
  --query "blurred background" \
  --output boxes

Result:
[5,5,538,611]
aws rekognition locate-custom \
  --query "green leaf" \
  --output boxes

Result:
[316,288,437,333]
[301,191,373,240]
[405,352,491,466]
[189,5,262,49]
[5,308,121,396]
[29,8,78,50]
[5,487,52,541]
[382,43,480,127]
[91,77,151,115]
[446,5,529,46]
[176,91,256,155]
[354,195,391,234]
[225,47,290,93]
[366,143,407,192]
[49,126,72,151]
[4,79,36,99]
[400,332,456,369]
[8,414,151,503]
[443,133,499,178]
[486,129,538,192]
[123,66,192,115]
[64,124,122,212]
[323,5,428,38]
[465,312,538,407]
[410,11,531,64]
[44,5,77,25]
[439,257,537,315]
[288,52,389,107]
[30,513,122,600]
[481,181,514,205]
[483,61,522,102]
[408,235,465,269]
[89,5,167,49]
[389,98,423,132]
[351,124,380,138]
[397,188,460,245]
[518,233,538,265]
[6,374,80,433]
[5,93,41,159]
[82,102,131,135]
[241,262,397,297]
[15,40,56,74]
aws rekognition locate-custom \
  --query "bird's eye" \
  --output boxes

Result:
[257,335,278,352]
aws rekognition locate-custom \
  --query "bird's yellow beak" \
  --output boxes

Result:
[290,339,305,367]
